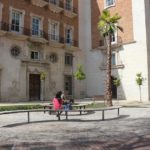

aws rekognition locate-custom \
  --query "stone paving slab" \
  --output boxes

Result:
[0,108,150,149]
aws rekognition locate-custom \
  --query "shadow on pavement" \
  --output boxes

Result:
[0,135,150,150]
[1,115,129,128]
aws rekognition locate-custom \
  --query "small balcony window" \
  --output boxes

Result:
[111,53,116,66]
[65,0,72,11]
[11,10,22,33]
[31,51,40,60]
[49,0,59,5]
[49,22,59,41]
[32,17,41,37]
[65,27,73,45]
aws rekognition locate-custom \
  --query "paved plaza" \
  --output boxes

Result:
[0,107,150,149]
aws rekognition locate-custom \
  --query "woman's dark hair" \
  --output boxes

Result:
[55,91,62,103]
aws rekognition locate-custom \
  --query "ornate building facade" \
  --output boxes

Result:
[0,0,85,101]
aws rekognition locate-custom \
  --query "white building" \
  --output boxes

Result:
[79,0,150,102]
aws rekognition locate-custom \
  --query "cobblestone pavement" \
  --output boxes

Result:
[0,108,150,150]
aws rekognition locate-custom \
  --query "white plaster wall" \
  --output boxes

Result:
[0,37,26,101]
[78,0,92,97]
[117,0,149,101]
[144,0,150,101]
[79,0,149,101]
[86,50,105,97]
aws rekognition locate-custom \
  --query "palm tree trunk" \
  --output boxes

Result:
[105,34,113,106]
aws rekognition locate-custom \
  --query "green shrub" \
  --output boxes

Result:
[0,105,43,111]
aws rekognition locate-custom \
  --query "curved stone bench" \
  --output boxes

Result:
[0,106,122,123]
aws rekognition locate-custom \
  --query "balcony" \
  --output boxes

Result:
[31,0,48,7]
[64,39,79,51]
[29,30,48,44]
[0,22,79,48]
[48,34,64,47]
[0,22,48,43]
[0,22,28,40]
[64,3,77,18]
[48,0,64,13]
[99,36,123,51]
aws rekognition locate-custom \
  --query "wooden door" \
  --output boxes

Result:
[29,74,40,100]
[111,76,117,99]
[64,75,72,95]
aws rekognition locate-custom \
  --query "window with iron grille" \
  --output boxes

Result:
[31,51,40,60]
[49,0,59,5]
[65,28,73,45]
[49,22,59,41]
[65,0,72,11]
[32,17,41,36]
[65,53,73,66]
[11,10,22,32]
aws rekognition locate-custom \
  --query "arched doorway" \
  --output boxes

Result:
[111,76,117,99]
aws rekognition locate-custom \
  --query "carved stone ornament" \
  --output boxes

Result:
[10,45,21,57]
[49,53,58,63]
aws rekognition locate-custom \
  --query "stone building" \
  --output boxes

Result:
[1,0,150,102]
[79,0,150,101]
[0,0,85,102]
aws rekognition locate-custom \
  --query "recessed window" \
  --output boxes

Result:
[32,17,41,36]
[31,51,39,60]
[65,53,73,66]
[65,27,73,45]
[65,0,72,11]
[11,10,22,32]
[10,45,21,57]
[49,21,59,41]
[111,32,117,44]
[105,0,115,8]
[111,53,116,65]
[49,0,59,5]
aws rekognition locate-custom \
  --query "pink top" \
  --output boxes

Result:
[52,97,62,110]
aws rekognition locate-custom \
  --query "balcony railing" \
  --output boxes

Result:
[0,22,78,47]
[48,0,63,7]
[49,35,78,47]
[0,22,48,38]
[64,3,77,14]
[99,36,122,48]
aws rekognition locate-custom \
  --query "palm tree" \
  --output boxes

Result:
[98,10,123,106]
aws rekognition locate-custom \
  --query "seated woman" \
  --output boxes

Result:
[53,91,63,110]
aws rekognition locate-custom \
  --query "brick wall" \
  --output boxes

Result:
[0,0,78,45]
[91,0,134,49]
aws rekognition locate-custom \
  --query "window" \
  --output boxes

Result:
[111,53,116,65]
[111,32,117,44]
[49,0,59,5]
[65,53,73,66]
[65,27,73,45]
[65,0,72,11]
[64,75,72,95]
[32,17,41,36]
[11,10,22,32]
[49,21,59,41]
[31,51,40,60]
[105,0,115,7]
